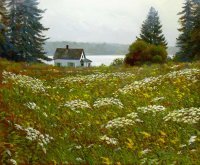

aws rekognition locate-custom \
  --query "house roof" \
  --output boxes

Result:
[80,58,92,62]
[54,48,84,60]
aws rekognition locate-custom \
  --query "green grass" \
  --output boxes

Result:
[0,59,200,164]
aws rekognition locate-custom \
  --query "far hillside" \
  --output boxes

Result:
[44,41,178,56]
[44,42,129,55]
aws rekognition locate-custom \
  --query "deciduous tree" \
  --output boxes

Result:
[125,40,167,66]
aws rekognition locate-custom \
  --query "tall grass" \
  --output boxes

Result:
[0,59,200,164]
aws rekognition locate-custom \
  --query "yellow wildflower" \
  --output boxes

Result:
[143,93,150,98]
[140,131,151,138]
[170,138,179,144]
[95,120,100,125]
[158,138,165,144]
[101,157,112,165]
[159,130,167,137]
[125,138,134,149]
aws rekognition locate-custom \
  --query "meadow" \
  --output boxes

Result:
[0,59,200,164]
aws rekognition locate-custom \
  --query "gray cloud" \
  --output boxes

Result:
[39,0,184,46]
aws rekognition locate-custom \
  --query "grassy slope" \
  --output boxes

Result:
[0,59,200,164]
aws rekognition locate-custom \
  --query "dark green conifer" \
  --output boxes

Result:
[0,0,9,58]
[190,2,200,60]
[176,0,194,61]
[8,0,49,61]
[139,7,167,48]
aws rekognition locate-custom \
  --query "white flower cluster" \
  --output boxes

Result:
[100,135,118,145]
[9,159,17,165]
[76,157,84,163]
[170,65,181,69]
[117,76,161,94]
[5,149,17,165]
[188,136,197,145]
[57,72,135,85]
[2,71,46,93]
[105,117,135,129]
[116,68,200,95]
[25,127,53,145]
[14,124,53,153]
[24,102,40,110]
[140,158,159,165]
[140,148,151,155]
[104,112,142,129]
[166,68,199,82]
[137,105,166,114]
[126,112,143,122]
[151,97,165,102]
[163,107,200,124]
[60,100,91,112]
[109,72,135,79]
[93,97,124,109]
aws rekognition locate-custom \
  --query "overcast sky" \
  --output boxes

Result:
[39,0,184,46]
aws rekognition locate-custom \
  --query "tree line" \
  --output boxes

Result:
[125,0,200,66]
[0,0,48,62]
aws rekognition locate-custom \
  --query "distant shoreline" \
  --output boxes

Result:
[47,54,174,57]
[44,41,178,56]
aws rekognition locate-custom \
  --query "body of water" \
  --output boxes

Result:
[47,55,125,66]
[47,54,173,66]
[87,55,124,66]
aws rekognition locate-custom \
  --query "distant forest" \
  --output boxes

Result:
[44,41,178,56]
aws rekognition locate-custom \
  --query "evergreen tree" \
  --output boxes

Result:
[0,0,10,58]
[176,0,194,61]
[0,24,6,57]
[0,0,7,25]
[190,2,200,60]
[8,0,49,61]
[192,0,200,5]
[139,7,167,48]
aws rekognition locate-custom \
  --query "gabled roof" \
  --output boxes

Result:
[54,48,84,60]
[80,58,92,62]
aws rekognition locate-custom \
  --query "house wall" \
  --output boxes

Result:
[54,52,92,67]
[54,59,81,67]
[80,52,85,59]
[84,62,91,67]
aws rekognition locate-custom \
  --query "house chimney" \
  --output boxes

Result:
[66,45,69,49]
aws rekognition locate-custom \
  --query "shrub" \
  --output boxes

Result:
[125,40,167,66]
[110,58,124,66]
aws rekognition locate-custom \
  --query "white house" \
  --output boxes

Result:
[54,45,92,67]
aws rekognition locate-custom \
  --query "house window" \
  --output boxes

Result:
[68,62,75,67]
[81,61,84,66]
[56,63,61,67]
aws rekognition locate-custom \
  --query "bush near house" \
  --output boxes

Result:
[110,58,124,66]
[125,40,167,66]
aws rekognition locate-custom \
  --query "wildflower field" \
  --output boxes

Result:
[0,59,200,164]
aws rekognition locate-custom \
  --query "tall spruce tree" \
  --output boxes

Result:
[8,0,49,61]
[190,2,200,60]
[139,7,167,48]
[0,0,9,58]
[0,24,6,57]
[0,0,7,25]
[192,0,200,5]
[176,0,194,61]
